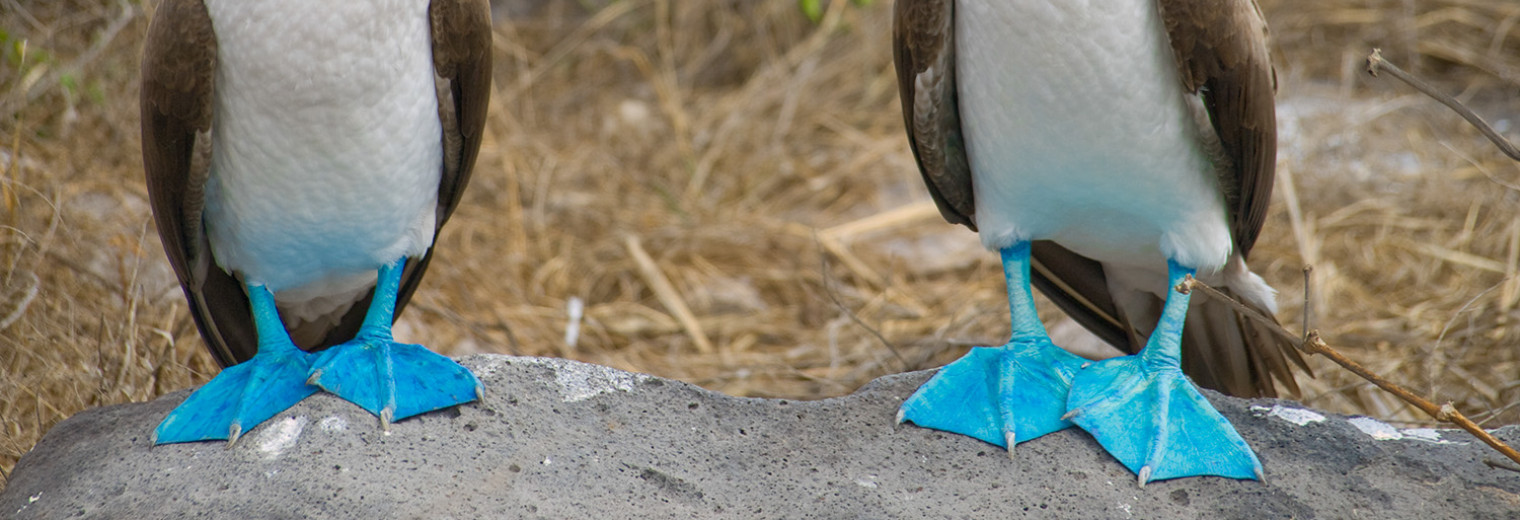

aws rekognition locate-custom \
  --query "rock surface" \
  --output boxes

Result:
[3,354,1518,519]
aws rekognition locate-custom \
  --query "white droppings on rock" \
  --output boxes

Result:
[319,415,347,432]
[466,355,654,403]
[535,359,651,402]
[854,475,879,489]
[1398,428,1458,444]
[1252,405,1326,426]
[1349,416,1402,440]
[1351,420,1462,445]
[256,416,307,460]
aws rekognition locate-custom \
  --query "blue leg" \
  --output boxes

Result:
[898,241,1086,452]
[1064,260,1262,485]
[308,258,482,428]
[154,284,318,445]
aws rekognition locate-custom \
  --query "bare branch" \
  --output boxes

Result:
[1366,48,1520,161]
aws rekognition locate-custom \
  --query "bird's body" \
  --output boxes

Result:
[202,0,443,326]
[960,0,1230,273]
[141,0,491,444]
[956,0,1283,364]
[893,0,1304,484]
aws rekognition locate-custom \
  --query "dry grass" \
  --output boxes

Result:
[3,0,1519,487]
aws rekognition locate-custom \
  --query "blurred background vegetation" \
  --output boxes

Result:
[3,0,1518,487]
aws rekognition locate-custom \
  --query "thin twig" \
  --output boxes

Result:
[785,222,886,289]
[1178,277,1299,345]
[1178,276,1520,468]
[1301,266,1314,343]
[1366,48,1520,161]
[1359,49,1520,463]
[1305,331,1520,466]
[0,270,37,331]
[815,234,909,370]
[410,302,523,356]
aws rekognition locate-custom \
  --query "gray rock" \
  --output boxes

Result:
[3,354,1517,519]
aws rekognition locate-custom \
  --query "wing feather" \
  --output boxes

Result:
[142,0,258,366]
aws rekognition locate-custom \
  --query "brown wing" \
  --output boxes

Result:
[893,0,974,229]
[313,0,493,348]
[142,0,259,367]
[1157,0,1308,396]
[1157,0,1276,257]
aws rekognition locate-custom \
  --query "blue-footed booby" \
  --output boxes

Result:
[140,0,491,444]
[892,0,1308,484]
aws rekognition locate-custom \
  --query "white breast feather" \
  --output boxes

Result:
[955,0,1234,275]
[201,0,442,322]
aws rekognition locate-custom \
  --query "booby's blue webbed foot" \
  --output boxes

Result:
[899,337,1085,448]
[1064,260,1262,485]
[154,284,318,445]
[899,242,1086,450]
[308,258,481,427]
